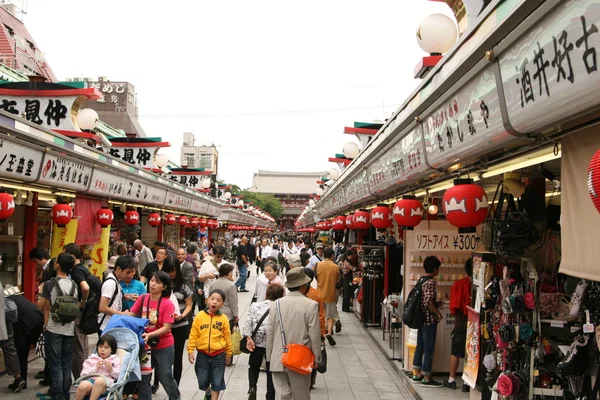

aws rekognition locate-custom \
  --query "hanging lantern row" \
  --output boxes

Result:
[589,149,600,214]
[0,191,15,221]
[178,215,189,226]
[95,206,114,228]
[124,209,140,225]
[393,196,424,230]
[147,212,161,227]
[332,215,346,231]
[53,203,74,227]
[371,204,392,230]
[442,179,488,233]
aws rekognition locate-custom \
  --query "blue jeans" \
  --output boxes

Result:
[413,322,438,375]
[44,331,73,400]
[235,263,247,290]
[195,351,227,391]
[139,345,181,400]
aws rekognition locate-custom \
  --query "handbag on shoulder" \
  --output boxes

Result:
[275,300,315,375]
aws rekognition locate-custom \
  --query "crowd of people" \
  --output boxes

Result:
[0,233,354,400]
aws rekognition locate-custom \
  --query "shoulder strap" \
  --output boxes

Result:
[69,279,76,297]
[275,300,287,349]
[99,277,120,326]
[52,278,65,297]
[314,262,318,277]
[251,309,270,338]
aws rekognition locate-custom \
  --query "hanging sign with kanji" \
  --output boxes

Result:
[165,190,192,210]
[0,136,44,182]
[0,87,100,131]
[499,0,600,133]
[87,169,125,197]
[37,153,92,191]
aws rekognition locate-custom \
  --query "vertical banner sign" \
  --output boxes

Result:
[50,219,79,258]
[90,226,110,278]
[463,306,481,389]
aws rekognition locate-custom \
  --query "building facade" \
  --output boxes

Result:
[180,132,219,173]
[248,170,326,230]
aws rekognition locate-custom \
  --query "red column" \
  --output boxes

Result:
[157,221,163,242]
[23,192,38,301]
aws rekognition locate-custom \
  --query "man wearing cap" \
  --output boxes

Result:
[307,242,324,270]
[266,268,321,400]
[287,254,302,270]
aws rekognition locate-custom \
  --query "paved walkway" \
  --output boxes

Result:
[0,267,414,399]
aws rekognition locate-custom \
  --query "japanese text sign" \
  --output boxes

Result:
[0,95,79,131]
[0,137,43,182]
[412,230,478,252]
[37,153,92,191]
[108,147,158,168]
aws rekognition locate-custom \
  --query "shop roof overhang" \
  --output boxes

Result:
[0,111,225,217]
[314,0,586,219]
[218,207,274,228]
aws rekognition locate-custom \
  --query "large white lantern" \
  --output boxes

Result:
[343,142,360,159]
[154,153,170,168]
[224,191,231,199]
[200,178,211,189]
[77,108,99,131]
[416,14,458,55]
[328,168,340,180]
[309,199,315,207]
[238,200,244,207]
[316,188,324,196]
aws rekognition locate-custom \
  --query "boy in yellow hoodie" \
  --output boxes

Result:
[188,288,233,400]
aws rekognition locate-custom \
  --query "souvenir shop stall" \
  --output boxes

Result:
[294,0,600,397]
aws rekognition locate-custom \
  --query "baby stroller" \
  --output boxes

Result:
[73,327,141,400]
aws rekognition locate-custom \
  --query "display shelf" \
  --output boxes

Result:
[532,388,564,397]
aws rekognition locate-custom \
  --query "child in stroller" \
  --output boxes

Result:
[75,334,121,400]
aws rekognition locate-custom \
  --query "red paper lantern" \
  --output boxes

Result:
[190,217,199,227]
[0,192,15,221]
[371,204,392,230]
[95,207,114,228]
[322,219,333,230]
[208,219,218,228]
[443,179,488,233]
[178,215,188,226]
[353,209,371,230]
[124,209,140,225]
[52,203,73,227]
[147,212,161,227]
[345,213,355,230]
[165,213,176,225]
[199,218,208,227]
[332,215,346,231]
[588,149,600,213]
[393,196,424,230]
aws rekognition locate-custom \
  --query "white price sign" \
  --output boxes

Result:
[413,230,478,252]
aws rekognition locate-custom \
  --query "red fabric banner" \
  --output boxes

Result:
[74,196,103,245]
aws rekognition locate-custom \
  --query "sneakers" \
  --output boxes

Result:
[151,384,159,394]
[335,320,342,333]
[34,371,44,380]
[443,380,456,389]
[411,375,423,383]
[204,389,212,400]
[462,384,471,392]
[421,379,443,388]
[8,378,26,392]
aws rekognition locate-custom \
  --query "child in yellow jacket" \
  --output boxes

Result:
[188,288,233,400]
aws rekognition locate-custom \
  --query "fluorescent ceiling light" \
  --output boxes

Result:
[481,148,561,178]
[414,176,481,197]
[0,183,53,194]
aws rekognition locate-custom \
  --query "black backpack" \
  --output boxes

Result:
[75,266,104,335]
[402,276,432,329]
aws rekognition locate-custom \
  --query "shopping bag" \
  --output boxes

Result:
[35,332,45,359]
[317,342,327,374]
[231,325,242,356]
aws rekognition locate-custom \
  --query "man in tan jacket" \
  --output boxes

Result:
[314,247,341,346]
[266,268,321,400]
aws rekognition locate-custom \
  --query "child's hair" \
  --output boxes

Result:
[209,288,226,302]
[97,334,118,355]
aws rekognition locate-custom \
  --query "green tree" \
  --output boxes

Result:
[240,191,283,219]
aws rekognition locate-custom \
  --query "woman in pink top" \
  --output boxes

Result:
[126,271,181,400]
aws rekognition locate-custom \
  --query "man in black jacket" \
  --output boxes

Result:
[246,237,256,278]
[10,293,43,390]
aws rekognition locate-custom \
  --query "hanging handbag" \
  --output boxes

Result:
[240,309,269,354]
[231,324,243,356]
[35,332,45,359]
[317,342,327,374]
[481,181,504,252]
[275,300,315,375]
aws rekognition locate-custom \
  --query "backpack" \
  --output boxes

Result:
[50,278,79,325]
[402,276,432,329]
[4,298,18,324]
[80,276,119,335]
[277,251,286,266]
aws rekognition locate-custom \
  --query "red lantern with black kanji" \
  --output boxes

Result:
[345,213,355,230]
[393,196,424,230]
[165,213,176,225]
[443,179,488,233]
[198,218,208,228]
[371,204,392,230]
[190,217,199,227]
[178,215,188,226]
[0,192,15,221]
[124,209,140,225]
[332,215,346,231]
[147,212,161,227]
[52,203,73,227]
[353,209,371,230]
[588,149,600,213]
[95,207,114,228]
